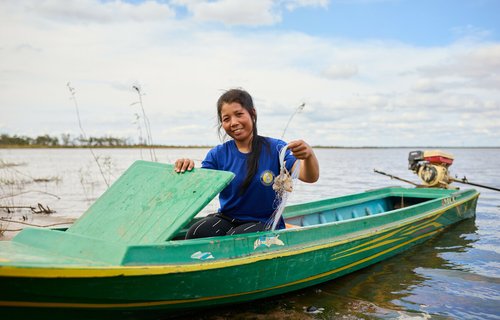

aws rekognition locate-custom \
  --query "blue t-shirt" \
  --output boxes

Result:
[201,137,297,227]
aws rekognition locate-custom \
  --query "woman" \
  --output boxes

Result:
[175,89,319,239]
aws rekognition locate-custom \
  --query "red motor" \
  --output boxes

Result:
[408,150,455,188]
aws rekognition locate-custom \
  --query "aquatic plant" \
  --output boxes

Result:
[131,85,157,162]
[0,161,60,236]
[67,82,110,187]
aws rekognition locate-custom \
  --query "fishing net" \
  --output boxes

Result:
[266,145,300,231]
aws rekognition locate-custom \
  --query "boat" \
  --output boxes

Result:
[0,160,479,319]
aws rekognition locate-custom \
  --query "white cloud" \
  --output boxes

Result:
[284,0,329,10]
[451,25,492,42]
[418,44,500,79]
[322,64,358,79]
[176,0,280,26]
[172,0,329,26]
[20,0,176,24]
[0,1,499,147]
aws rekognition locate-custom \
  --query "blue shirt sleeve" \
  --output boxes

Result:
[201,147,218,169]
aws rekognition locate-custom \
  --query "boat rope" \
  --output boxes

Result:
[267,145,300,231]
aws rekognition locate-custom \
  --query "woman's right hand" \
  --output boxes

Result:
[175,158,195,173]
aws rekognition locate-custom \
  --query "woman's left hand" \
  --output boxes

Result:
[287,140,319,183]
[287,140,314,160]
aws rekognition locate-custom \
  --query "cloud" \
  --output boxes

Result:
[427,44,500,78]
[416,44,500,89]
[451,25,492,42]
[15,43,43,53]
[174,0,280,26]
[322,64,358,79]
[172,0,329,26]
[284,0,329,10]
[411,79,443,93]
[19,0,176,24]
[0,1,499,147]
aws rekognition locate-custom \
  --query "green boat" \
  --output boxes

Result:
[0,161,479,319]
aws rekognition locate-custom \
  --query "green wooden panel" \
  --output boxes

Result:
[11,228,128,265]
[67,160,233,244]
[0,241,105,267]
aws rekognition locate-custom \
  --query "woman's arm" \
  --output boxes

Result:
[288,140,319,183]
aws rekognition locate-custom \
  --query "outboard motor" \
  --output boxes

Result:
[408,150,454,188]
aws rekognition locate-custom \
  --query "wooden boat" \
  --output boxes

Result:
[0,161,479,319]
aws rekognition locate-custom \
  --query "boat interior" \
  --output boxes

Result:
[284,195,430,228]
[171,193,437,240]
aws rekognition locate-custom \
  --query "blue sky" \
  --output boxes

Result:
[1,0,499,147]
[278,1,499,45]
[173,1,500,44]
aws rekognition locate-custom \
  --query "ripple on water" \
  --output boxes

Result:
[397,267,500,319]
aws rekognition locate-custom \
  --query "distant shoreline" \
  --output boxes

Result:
[0,145,212,149]
[1,145,499,149]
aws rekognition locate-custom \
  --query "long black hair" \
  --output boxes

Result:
[216,89,269,193]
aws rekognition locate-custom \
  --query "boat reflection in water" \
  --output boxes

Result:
[279,218,491,319]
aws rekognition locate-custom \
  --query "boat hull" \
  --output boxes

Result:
[0,187,479,318]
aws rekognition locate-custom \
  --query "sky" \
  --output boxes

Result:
[1,0,499,147]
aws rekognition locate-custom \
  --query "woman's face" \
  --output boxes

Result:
[220,102,254,146]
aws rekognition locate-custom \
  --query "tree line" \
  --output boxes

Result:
[0,133,131,147]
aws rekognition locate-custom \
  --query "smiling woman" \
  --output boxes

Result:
[174,88,320,239]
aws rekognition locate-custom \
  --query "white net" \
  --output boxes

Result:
[266,145,300,231]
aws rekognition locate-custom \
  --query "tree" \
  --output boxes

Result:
[60,133,72,146]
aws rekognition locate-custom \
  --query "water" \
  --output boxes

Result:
[1,147,499,319]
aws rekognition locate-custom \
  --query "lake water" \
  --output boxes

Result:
[1,147,499,319]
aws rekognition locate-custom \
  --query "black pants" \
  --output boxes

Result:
[185,214,267,239]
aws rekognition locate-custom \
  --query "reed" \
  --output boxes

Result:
[67,82,110,187]
[0,159,59,236]
[132,85,157,162]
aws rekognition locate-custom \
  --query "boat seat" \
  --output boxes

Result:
[336,212,344,221]
[319,213,328,224]
[376,203,385,213]
[352,210,359,218]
